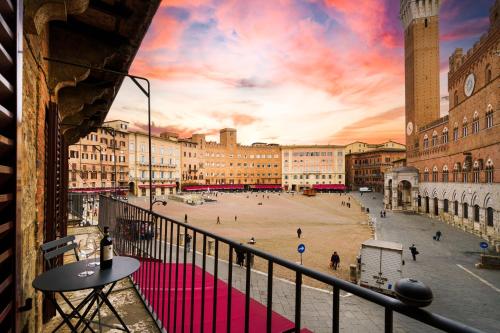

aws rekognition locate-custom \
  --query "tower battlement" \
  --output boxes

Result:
[400,0,440,29]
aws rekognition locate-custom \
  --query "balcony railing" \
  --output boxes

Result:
[98,196,484,333]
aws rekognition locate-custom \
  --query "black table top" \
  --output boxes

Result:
[33,256,140,292]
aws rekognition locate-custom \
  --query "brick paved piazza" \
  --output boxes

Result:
[130,193,499,332]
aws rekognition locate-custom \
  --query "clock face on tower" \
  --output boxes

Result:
[406,121,413,136]
[464,73,475,97]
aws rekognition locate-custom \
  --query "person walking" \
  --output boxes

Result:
[185,233,192,252]
[236,246,245,267]
[409,244,419,261]
[435,230,442,241]
[235,215,237,222]
[331,251,340,270]
[297,228,302,239]
[217,216,221,224]
[184,213,188,224]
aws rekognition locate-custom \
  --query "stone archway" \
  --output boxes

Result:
[397,180,412,209]
[434,197,439,216]
[384,166,419,211]
[425,197,430,214]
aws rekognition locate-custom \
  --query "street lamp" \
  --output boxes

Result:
[45,57,155,211]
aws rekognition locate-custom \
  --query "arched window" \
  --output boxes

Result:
[423,134,429,149]
[442,127,448,144]
[454,201,459,215]
[463,202,469,219]
[444,199,449,213]
[462,164,468,183]
[453,162,460,182]
[462,117,468,137]
[485,158,494,183]
[432,166,438,182]
[453,123,459,141]
[485,64,492,84]
[487,207,494,227]
[473,160,481,183]
[472,112,480,133]
[474,204,480,222]
[442,165,449,182]
[486,104,493,129]
[423,168,429,182]
[432,131,438,146]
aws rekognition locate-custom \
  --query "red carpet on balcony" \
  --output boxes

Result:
[133,261,312,333]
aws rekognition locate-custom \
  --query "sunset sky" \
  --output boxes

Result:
[107,0,494,145]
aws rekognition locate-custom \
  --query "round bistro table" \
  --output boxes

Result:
[33,256,140,333]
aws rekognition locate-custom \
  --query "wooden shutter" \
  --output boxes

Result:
[43,102,69,321]
[0,1,19,332]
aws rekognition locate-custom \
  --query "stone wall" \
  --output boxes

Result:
[20,26,51,333]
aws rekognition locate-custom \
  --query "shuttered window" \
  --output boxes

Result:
[0,1,18,331]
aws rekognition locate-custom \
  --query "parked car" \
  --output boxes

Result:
[359,187,372,193]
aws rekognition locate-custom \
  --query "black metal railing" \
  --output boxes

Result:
[98,196,484,333]
[68,193,100,226]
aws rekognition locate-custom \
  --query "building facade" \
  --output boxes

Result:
[128,131,181,197]
[281,145,346,191]
[385,0,499,241]
[344,141,406,154]
[180,139,204,185]
[346,147,406,192]
[186,128,281,188]
[68,120,130,194]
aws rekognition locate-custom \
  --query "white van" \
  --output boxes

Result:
[359,240,404,295]
[359,187,372,192]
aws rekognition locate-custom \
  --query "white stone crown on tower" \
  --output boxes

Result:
[400,0,441,29]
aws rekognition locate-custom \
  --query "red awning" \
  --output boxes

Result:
[138,183,176,189]
[69,187,128,193]
[249,184,282,190]
[312,184,347,190]
[182,184,245,191]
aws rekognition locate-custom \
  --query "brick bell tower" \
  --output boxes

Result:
[400,0,441,151]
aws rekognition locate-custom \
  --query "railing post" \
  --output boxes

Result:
[227,245,233,333]
[385,307,393,333]
[189,231,197,333]
[266,261,273,333]
[201,235,207,331]
[212,239,219,333]
[295,271,302,333]
[333,285,340,333]
[245,249,251,333]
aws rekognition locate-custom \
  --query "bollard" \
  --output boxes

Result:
[179,232,185,246]
[349,264,357,283]
[207,239,215,255]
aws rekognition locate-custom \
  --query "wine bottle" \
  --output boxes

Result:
[100,226,113,270]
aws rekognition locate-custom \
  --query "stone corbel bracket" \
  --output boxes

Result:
[49,25,117,98]
[25,0,90,35]
[58,84,113,126]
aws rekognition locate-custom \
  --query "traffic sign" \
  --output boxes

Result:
[480,242,489,249]
[297,244,305,253]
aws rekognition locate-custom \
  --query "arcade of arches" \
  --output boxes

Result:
[385,167,499,241]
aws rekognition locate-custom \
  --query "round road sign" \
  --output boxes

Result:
[297,244,305,253]
[479,242,488,249]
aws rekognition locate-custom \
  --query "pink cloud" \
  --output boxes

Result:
[441,17,490,41]
[324,0,400,48]
[329,107,405,144]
